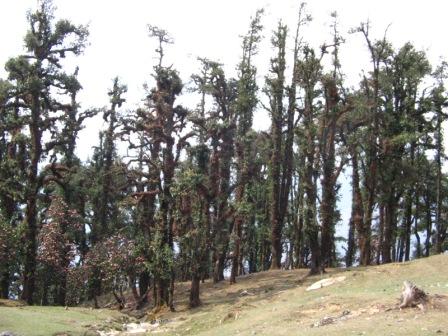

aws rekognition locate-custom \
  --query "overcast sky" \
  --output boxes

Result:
[1,1,446,114]
[0,0,447,238]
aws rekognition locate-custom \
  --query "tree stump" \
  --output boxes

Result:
[400,281,427,309]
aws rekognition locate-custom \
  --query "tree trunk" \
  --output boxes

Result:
[212,125,234,281]
[189,274,201,308]
[213,251,226,283]
[41,276,49,306]
[320,77,341,268]
[403,191,413,261]
[268,24,287,270]
[230,142,245,284]
[305,133,319,274]
[57,272,67,306]
[320,137,336,267]
[424,194,432,257]
[248,215,258,273]
[435,112,444,253]
[139,271,150,303]
[0,270,9,299]
[377,205,385,264]
[21,194,38,305]
[351,145,369,265]
[382,195,396,263]
[414,190,421,258]
[346,218,356,267]
[269,113,282,269]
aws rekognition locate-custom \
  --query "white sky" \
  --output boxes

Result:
[0,0,447,241]
[1,1,446,117]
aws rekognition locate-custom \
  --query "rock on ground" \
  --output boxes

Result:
[306,276,346,291]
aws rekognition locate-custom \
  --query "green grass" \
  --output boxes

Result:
[1,255,447,335]
[0,305,124,335]
[156,254,448,336]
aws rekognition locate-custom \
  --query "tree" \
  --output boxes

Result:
[265,21,287,270]
[298,46,323,274]
[318,13,349,267]
[82,78,129,305]
[173,159,209,308]
[4,0,88,303]
[196,59,237,283]
[351,22,391,264]
[432,62,448,253]
[128,25,190,309]
[230,9,263,284]
[264,6,310,269]
[91,78,127,242]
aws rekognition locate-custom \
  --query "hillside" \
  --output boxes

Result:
[1,254,447,335]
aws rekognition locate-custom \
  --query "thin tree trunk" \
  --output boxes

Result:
[268,24,286,270]
[22,194,38,305]
[41,275,49,306]
[189,274,201,308]
[213,126,234,282]
[425,194,432,257]
[377,205,385,264]
[346,218,356,267]
[351,145,369,265]
[22,97,41,304]
[435,111,444,253]
[0,270,10,299]
[414,190,421,258]
[403,190,413,261]
[320,78,340,267]
[383,194,396,263]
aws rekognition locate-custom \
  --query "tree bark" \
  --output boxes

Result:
[268,24,287,270]
[424,193,432,257]
[189,274,201,308]
[0,270,10,299]
[382,193,397,264]
[345,218,356,267]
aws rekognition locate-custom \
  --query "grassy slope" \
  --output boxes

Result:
[160,254,448,336]
[0,302,125,335]
[1,254,447,335]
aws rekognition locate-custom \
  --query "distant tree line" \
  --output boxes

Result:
[0,0,447,309]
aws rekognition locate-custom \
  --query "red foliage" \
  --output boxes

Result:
[84,233,144,282]
[37,195,82,273]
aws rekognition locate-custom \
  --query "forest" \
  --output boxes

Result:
[0,0,447,313]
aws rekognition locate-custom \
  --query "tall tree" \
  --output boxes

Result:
[230,9,263,284]
[4,0,88,303]
[265,6,310,269]
[298,46,322,274]
[432,62,448,253]
[193,59,238,283]
[318,13,349,267]
[139,25,190,309]
[91,77,127,242]
[265,21,287,270]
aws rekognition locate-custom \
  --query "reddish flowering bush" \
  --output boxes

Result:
[84,233,145,285]
[65,266,89,305]
[37,195,83,274]
[83,234,146,307]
